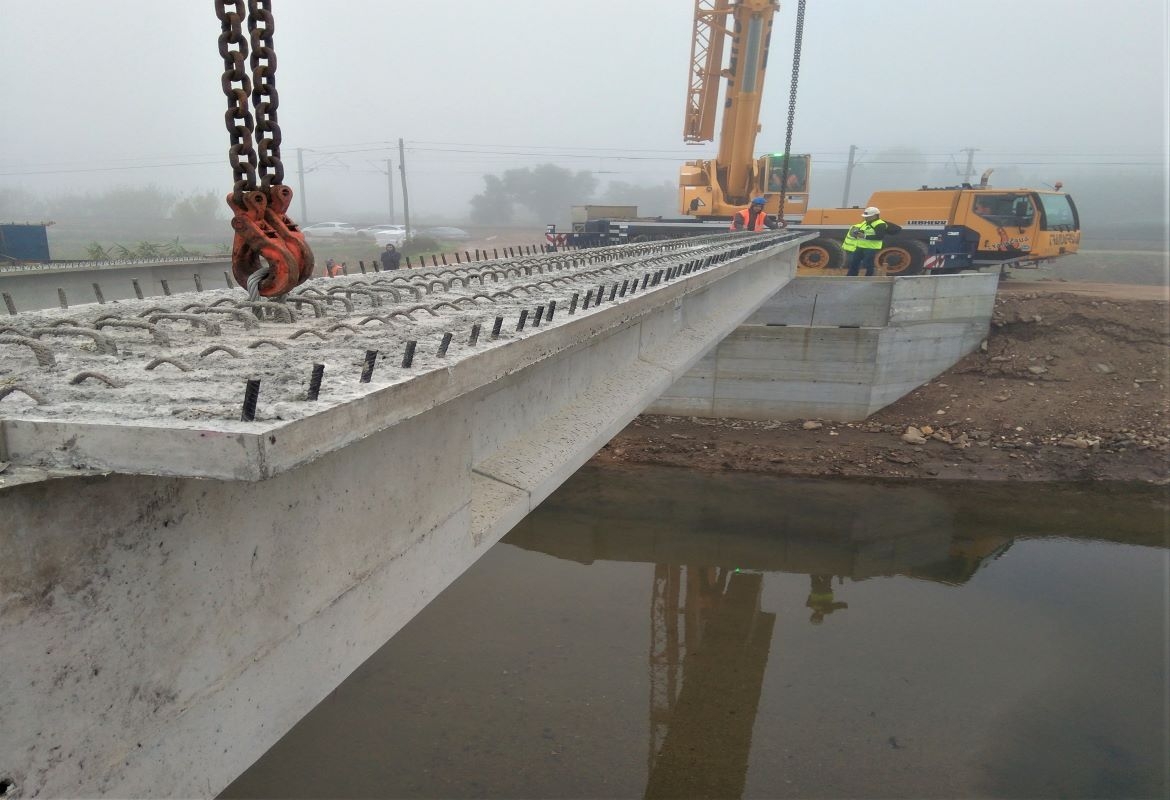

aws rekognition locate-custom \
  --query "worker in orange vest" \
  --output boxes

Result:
[326,258,344,278]
[729,196,772,231]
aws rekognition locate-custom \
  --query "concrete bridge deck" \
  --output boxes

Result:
[0,232,803,798]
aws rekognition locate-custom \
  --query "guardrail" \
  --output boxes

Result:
[0,256,228,274]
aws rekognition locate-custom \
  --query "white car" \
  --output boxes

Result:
[359,223,406,236]
[374,226,407,246]
[302,222,358,238]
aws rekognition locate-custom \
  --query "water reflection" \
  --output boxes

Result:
[223,468,1168,800]
[644,566,774,799]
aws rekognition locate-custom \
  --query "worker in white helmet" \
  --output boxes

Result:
[842,206,901,277]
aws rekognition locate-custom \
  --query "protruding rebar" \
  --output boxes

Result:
[193,274,203,292]
[469,323,481,346]
[241,378,260,422]
[517,309,529,331]
[401,340,416,368]
[438,331,453,357]
[547,300,556,321]
[160,279,171,296]
[569,292,579,315]
[307,363,325,401]
[57,288,68,309]
[608,283,618,301]
[2,292,15,315]
[361,349,379,383]
[491,316,503,339]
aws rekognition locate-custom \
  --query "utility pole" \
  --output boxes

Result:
[960,147,978,184]
[296,148,308,223]
[385,158,396,224]
[841,144,858,207]
[398,138,411,239]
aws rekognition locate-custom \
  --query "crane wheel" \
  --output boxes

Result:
[877,238,928,277]
[798,238,845,271]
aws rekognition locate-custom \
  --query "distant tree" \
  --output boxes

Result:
[599,180,677,217]
[170,190,222,235]
[469,175,514,225]
[469,164,596,224]
[503,164,596,221]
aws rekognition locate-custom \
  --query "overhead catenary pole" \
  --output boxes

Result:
[961,147,978,184]
[385,158,396,224]
[841,144,858,207]
[296,147,308,223]
[398,138,411,239]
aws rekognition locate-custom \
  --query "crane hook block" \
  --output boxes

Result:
[227,187,315,297]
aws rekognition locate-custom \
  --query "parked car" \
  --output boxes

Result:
[302,222,358,238]
[422,226,471,242]
[358,223,406,237]
[374,227,407,246]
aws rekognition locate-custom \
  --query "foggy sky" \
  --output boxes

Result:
[1,0,1167,223]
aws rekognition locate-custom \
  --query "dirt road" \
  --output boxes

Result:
[591,279,1170,483]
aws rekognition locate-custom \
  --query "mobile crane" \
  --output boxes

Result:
[556,0,1082,276]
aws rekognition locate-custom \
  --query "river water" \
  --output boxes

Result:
[222,466,1169,799]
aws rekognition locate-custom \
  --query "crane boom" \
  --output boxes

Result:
[682,0,732,144]
[678,0,808,220]
[715,0,778,200]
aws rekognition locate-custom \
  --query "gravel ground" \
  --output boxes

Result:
[592,280,1170,483]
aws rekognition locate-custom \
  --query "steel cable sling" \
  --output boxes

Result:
[774,0,805,226]
[215,0,313,298]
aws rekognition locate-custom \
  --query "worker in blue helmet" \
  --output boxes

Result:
[730,197,773,231]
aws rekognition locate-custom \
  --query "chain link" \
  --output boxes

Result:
[215,0,257,201]
[774,0,805,224]
[247,0,284,188]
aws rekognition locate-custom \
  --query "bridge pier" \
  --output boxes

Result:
[1,236,800,797]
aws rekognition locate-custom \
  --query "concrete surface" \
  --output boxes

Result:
[0,234,799,798]
[0,258,236,312]
[650,272,998,420]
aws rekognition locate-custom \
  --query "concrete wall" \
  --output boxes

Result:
[0,259,236,312]
[649,272,998,421]
[0,240,799,799]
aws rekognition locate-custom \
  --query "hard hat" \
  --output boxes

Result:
[751,196,766,206]
[862,206,880,218]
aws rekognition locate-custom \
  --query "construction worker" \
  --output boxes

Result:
[729,196,772,231]
[842,206,901,277]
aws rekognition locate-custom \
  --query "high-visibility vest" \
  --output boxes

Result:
[729,207,767,231]
[841,218,887,251]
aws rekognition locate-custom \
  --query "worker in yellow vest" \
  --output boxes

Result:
[842,206,901,277]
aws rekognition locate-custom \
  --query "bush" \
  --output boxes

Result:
[400,235,440,256]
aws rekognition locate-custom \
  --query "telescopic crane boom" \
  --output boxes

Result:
[679,0,809,220]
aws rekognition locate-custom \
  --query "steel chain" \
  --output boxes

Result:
[215,0,257,201]
[247,0,284,188]
[774,0,805,224]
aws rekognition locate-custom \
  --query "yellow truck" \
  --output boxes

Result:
[793,182,1082,275]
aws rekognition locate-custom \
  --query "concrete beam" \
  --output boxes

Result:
[0,237,798,798]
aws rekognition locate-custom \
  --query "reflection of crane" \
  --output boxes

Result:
[645,565,775,799]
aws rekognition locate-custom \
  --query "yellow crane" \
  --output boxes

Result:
[677,0,810,222]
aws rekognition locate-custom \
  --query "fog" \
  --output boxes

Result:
[1,0,1166,236]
